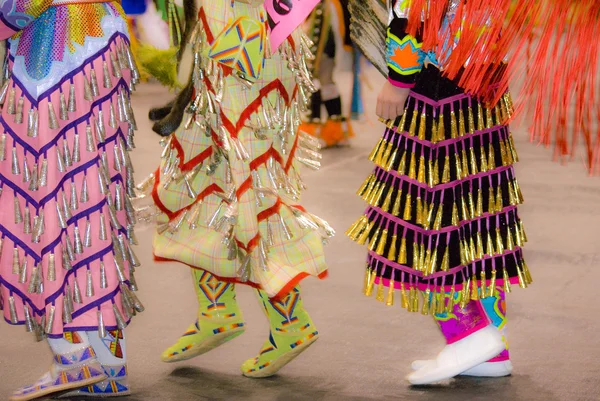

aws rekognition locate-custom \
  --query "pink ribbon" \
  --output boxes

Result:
[264,0,320,52]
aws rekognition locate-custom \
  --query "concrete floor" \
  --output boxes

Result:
[1,67,599,401]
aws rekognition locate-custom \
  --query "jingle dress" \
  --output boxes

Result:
[0,0,142,339]
[143,1,332,298]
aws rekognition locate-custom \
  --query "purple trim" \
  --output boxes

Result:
[388,78,415,89]
[0,130,126,211]
[409,92,470,108]
[71,285,121,320]
[8,32,129,105]
[0,214,128,263]
[46,321,131,338]
[0,235,130,315]
[446,321,489,345]
[40,198,108,256]
[374,164,513,192]
[366,201,519,236]
[374,271,522,293]
[368,246,523,281]
[0,13,21,34]
[0,85,128,158]
[389,120,510,148]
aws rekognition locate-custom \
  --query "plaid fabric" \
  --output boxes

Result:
[152,1,327,297]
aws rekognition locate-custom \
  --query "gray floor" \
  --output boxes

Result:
[1,68,600,401]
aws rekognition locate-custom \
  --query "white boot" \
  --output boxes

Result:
[10,333,107,401]
[411,359,513,377]
[406,325,505,385]
[60,330,130,397]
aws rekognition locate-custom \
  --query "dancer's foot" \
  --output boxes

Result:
[161,270,245,363]
[10,347,107,401]
[161,318,245,363]
[241,287,319,378]
[59,363,131,397]
[410,358,513,377]
[406,325,505,385]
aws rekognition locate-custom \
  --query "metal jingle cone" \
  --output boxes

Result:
[97,168,107,196]
[97,309,107,338]
[100,150,110,176]
[62,294,73,324]
[26,263,37,293]
[125,46,140,82]
[116,234,128,262]
[99,212,108,240]
[128,270,139,291]
[127,224,137,245]
[56,201,67,229]
[64,283,74,314]
[72,276,83,304]
[59,92,68,120]
[113,143,122,171]
[237,253,252,282]
[114,183,124,211]
[110,53,122,79]
[84,219,92,247]
[37,157,48,187]
[22,156,31,183]
[28,162,38,191]
[99,260,108,288]
[90,68,100,96]
[109,101,117,129]
[85,269,94,297]
[72,133,80,163]
[56,145,65,173]
[120,288,133,319]
[34,316,46,341]
[107,198,122,230]
[24,304,35,331]
[47,253,56,281]
[126,282,144,312]
[118,137,128,169]
[124,198,135,225]
[14,195,22,224]
[0,81,9,106]
[32,210,44,242]
[23,205,31,234]
[44,305,55,334]
[48,102,60,129]
[65,232,76,261]
[85,124,95,152]
[11,147,20,175]
[6,87,15,114]
[80,175,89,203]
[73,226,84,254]
[19,255,27,284]
[8,296,18,324]
[63,138,72,167]
[83,74,93,101]
[68,84,76,112]
[117,90,126,122]
[184,177,197,199]
[61,245,71,270]
[11,246,19,275]
[95,113,106,142]
[102,61,112,88]
[114,255,127,283]
[14,97,23,124]
[0,133,6,161]
[112,303,127,329]
[126,126,135,149]
[127,243,141,268]
[70,181,78,211]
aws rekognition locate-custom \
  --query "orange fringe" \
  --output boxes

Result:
[405,0,599,174]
